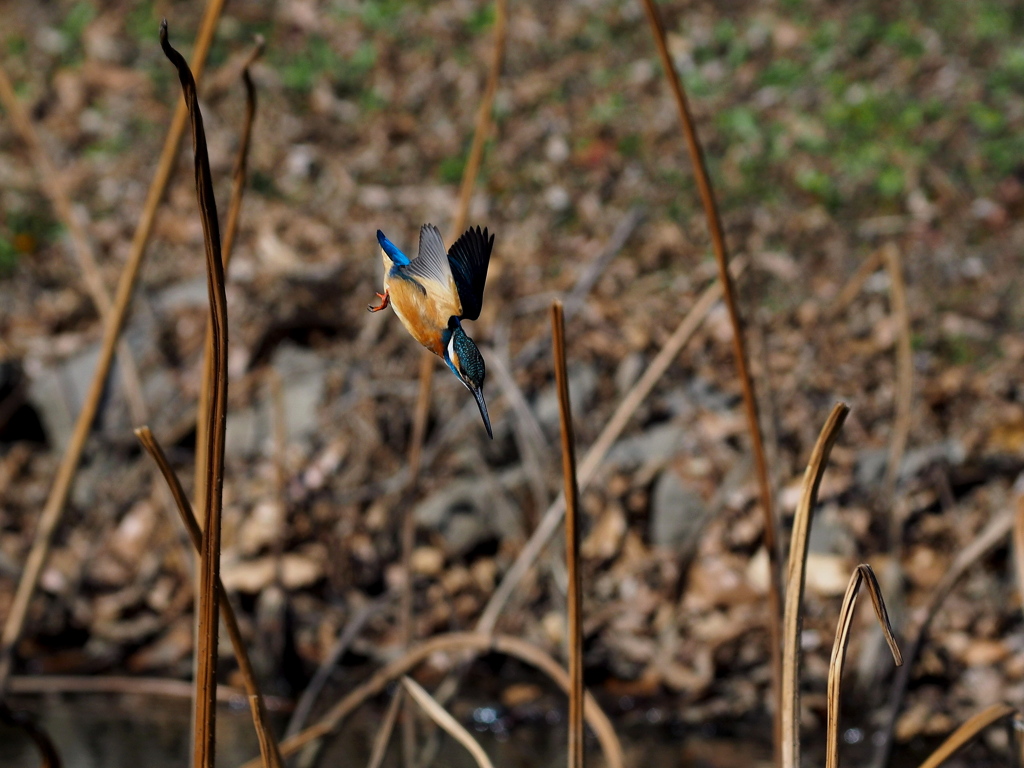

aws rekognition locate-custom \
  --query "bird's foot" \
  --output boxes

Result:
[367,290,390,312]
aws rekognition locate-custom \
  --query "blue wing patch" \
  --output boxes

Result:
[377,229,410,266]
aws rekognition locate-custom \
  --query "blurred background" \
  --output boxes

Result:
[2,0,1024,766]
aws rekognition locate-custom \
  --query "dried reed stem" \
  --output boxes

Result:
[161,22,230,768]
[402,677,495,768]
[638,2,783,750]
[194,38,263,518]
[248,695,275,768]
[825,564,902,768]
[366,687,405,768]
[0,0,227,698]
[916,703,1016,768]
[135,427,284,768]
[236,632,623,768]
[869,500,1019,768]
[477,260,745,634]
[552,303,584,768]
[781,402,849,768]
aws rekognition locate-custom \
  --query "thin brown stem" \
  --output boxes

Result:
[638,2,782,753]
[161,22,230,768]
[781,403,849,768]
[402,677,495,768]
[915,704,1017,768]
[552,303,584,768]
[135,427,283,768]
[825,564,902,768]
[194,37,263,519]
[249,695,275,768]
[0,0,227,698]
[366,687,405,768]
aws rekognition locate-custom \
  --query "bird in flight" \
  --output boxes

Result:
[369,224,495,438]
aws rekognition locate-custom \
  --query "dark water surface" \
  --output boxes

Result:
[0,692,999,768]
[2,692,777,768]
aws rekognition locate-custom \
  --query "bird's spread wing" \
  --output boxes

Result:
[401,223,456,290]
[447,226,493,321]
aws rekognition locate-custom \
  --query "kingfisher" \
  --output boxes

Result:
[368,223,495,438]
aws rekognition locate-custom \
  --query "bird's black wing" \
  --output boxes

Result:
[447,225,494,321]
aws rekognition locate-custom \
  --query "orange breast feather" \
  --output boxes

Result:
[386,274,461,357]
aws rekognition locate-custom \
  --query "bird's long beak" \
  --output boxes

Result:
[471,386,493,439]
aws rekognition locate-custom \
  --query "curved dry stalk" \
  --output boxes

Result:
[477,259,746,634]
[366,687,405,768]
[0,64,147,426]
[826,564,902,768]
[402,677,495,768]
[135,427,283,768]
[915,703,1016,768]
[0,0,227,699]
[236,632,624,768]
[782,402,850,768]
[869,500,1019,768]
[161,23,231,768]
[552,303,584,768]
[194,37,263,518]
[639,1,782,754]
[248,695,274,768]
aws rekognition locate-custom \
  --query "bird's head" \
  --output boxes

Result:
[445,319,492,439]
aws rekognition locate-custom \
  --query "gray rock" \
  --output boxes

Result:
[807,506,856,558]
[605,423,688,470]
[226,342,327,458]
[272,343,327,441]
[856,440,965,487]
[414,471,526,557]
[156,276,209,311]
[649,467,712,557]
